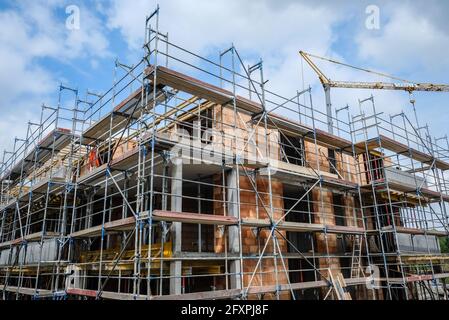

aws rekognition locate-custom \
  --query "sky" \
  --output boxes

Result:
[1,0,449,157]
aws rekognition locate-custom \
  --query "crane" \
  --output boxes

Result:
[299,51,449,134]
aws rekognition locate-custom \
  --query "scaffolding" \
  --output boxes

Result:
[0,7,448,300]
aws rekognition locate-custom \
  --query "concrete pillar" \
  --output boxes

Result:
[170,158,182,295]
[227,168,242,289]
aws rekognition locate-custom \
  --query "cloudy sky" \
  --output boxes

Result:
[1,0,449,155]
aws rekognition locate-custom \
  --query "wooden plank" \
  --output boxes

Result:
[70,216,136,238]
[82,112,135,144]
[3,285,52,297]
[267,160,356,189]
[82,89,142,144]
[402,255,449,262]
[354,135,449,171]
[242,218,365,234]
[151,288,241,300]
[1,128,73,182]
[2,231,61,247]
[387,273,449,284]
[367,179,449,203]
[0,177,66,213]
[281,221,325,233]
[148,65,261,114]
[67,277,369,300]
[381,225,447,236]
[150,210,238,225]
[81,87,168,145]
[270,160,318,179]
[327,225,365,235]
[0,239,12,249]
[321,175,358,190]
[66,288,98,298]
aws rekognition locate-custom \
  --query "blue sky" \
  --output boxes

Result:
[1,0,449,154]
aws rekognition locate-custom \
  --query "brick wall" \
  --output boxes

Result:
[312,188,341,280]
[213,173,290,299]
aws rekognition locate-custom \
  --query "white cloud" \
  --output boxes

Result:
[356,3,449,75]
[0,0,110,153]
[2,0,449,156]
[105,0,449,141]
[106,0,347,118]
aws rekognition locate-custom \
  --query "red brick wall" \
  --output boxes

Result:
[213,173,290,299]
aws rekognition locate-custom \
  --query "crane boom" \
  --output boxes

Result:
[329,81,449,92]
[299,51,449,92]
[299,50,449,134]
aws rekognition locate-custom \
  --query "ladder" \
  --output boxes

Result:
[350,234,364,278]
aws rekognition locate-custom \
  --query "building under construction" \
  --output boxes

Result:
[1,8,448,300]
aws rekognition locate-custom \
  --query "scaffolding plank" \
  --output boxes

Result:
[66,288,150,300]
[151,289,241,300]
[82,89,141,144]
[0,197,23,212]
[78,163,108,185]
[326,225,365,234]
[66,288,97,298]
[368,178,449,203]
[321,175,358,190]
[0,231,60,249]
[30,176,66,194]
[354,135,449,170]
[150,210,238,225]
[281,221,326,232]
[241,218,364,234]
[70,216,136,238]
[381,225,447,237]
[147,65,261,113]
[155,277,367,299]
[82,113,136,145]
[1,128,73,182]
[264,160,357,190]
[402,254,449,263]
[146,65,354,150]
[66,277,368,300]
[3,285,52,297]
[387,272,449,284]
[81,86,169,145]
[0,177,66,213]
[0,239,12,249]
